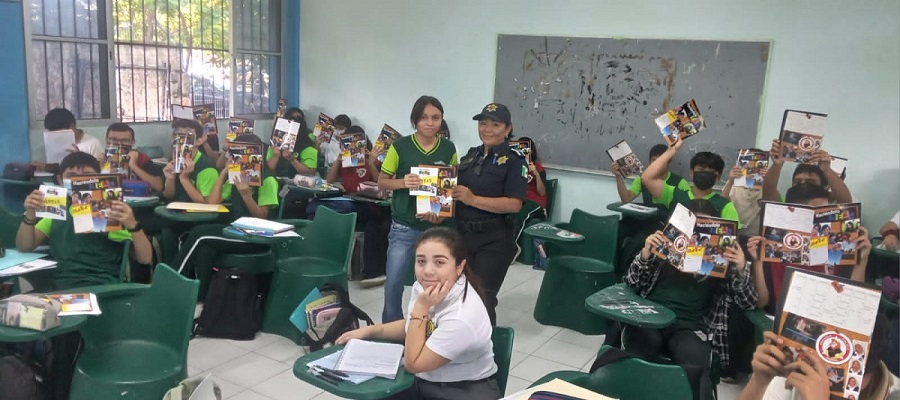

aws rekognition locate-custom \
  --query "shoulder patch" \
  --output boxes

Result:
[509,147,526,158]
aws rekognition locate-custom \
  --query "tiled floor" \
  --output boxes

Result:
[187,262,746,399]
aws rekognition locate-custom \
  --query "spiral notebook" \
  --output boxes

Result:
[334,339,404,379]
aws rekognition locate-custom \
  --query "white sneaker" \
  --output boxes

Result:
[360,275,386,288]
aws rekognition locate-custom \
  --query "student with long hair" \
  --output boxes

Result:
[337,227,500,399]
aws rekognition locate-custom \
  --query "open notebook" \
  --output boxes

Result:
[334,339,404,379]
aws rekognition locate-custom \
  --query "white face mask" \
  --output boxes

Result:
[62,179,72,190]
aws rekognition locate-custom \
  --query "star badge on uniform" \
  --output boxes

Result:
[496,155,508,165]
[485,104,498,112]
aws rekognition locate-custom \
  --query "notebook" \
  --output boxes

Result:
[334,339,404,379]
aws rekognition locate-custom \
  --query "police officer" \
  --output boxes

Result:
[453,103,528,325]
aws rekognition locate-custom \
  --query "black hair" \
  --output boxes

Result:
[687,199,719,217]
[792,164,829,187]
[346,125,373,151]
[44,108,76,131]
[649,144,669,160]
[690,151,725,175]
[172,119,204,138]
[58,151,101,176]
[440,120,449,133]
[414,227,486,303]
[234,133,263,146]
[519,136,539,163]
[334,114,352,129]
[106,122,135,139]
[785,182,831,204]
[284,108,313,152]
[409,95,444,129]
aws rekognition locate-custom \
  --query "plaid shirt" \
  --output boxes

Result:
[624,254,758,369]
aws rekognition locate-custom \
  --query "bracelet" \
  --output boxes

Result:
[127,222,143,233]
[884,229,899,238]
[22,215,37,226]
[409,315,430,327]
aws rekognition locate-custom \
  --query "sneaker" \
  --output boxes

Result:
[360,275,386,288]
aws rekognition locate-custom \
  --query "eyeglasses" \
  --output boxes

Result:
[107,138,134,146]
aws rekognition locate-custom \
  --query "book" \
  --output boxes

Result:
[509,139,533,164]
[231,217,294,236]
[313,113,336,143]
[166,202,229,213]
[502,378,614,400]
[606,140,643,177]
[734,149,769,190]
[43,129,76,164]
[307,350,377,385]
[334,339,404,379]
[226,142,263,187]
[654,99,706,146]
[830,156,848,177]
[227,117,255,144]
[193,104,219,142]
[339,131,367,168]
[779,109,827,164]
[0,254,56,277]
[275,98,287,118]
[69,174,123,234]
[270,117,301,151]
[47,293,101,316]
[409,165,456,218]
[102,145,131,176]
[651,203,738,277]
[761,202,862,268]
[36,185,67,221]
[172,130,196,174]
[373,124,402,163]
[774,268,881,400]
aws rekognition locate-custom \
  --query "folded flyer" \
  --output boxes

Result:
[271,117,300,151]
[312,113,336,143]
[47,293,102,316]
[339,131,367,168]
[606,140,643,178]
[779,109,827,164]
[734,149,769,190]
[509,139,533,164]
[102,145,131,175]
[172,130,196,174]
[226,142,263,187]
[761,202,861,268]
[227,117,255,143]
[409,165,456,218]
[652,203,737,277]
[373,124,402,163]
[654,99,706,146]
[37,185,67,221]
[70,174,123,234]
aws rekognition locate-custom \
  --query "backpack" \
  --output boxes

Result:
[303,284,374,351]
[0,355,47,400]
[193,268,265,340]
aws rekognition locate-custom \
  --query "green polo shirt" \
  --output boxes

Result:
[646,265,715,330]
[629,172,691,203]
[175,152,219,202]
[381,134,458,230]
[266,146,318,178]
[658,183,740,225]
[221,175,279,220]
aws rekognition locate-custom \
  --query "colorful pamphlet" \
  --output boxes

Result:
[312,113,336,143]
[102,145,131,176]
[409,165,456,218]
[193,104,218,146]
[779,109,827,164]
[651,203,737,277]
[606,140,643,177]
[227,117,255,143]
[172,130,196,174]
[509,139,533,164]
[47,293,102,316]
[69,174,123,234]
[373,124,401,163]
[654,99,706,146]
[339,131,367,168]
[761,202,862,268]
[734,149,769,190]
[36,185,67,221]
[226,142,263,187]
[774,268,881,400]
[270,117,300,151]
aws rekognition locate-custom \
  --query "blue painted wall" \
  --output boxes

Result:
[285,0,300,106]
[0,0,31,167]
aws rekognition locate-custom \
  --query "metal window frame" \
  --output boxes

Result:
[24,0,285,127]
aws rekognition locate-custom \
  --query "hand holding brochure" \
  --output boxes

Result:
[339,131,367,168]
[760,202,861,267]
[409,165,456,217]
[271,117,301,151]
[334,339,404,379]
[734,149,769,190]
[171,130,196,174]
[779,110,827,164]
[606,140,643,177]
[102,145,131,175]
[226,142,263,187]
[509,139,533,164]
[312,113,336,143]
[373,124,402,163]
[69,174,123,234]
[654,99,706,146]
[37,185,67,221]
[652,203,738,277]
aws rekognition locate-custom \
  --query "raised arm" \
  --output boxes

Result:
[813,150,852,203]
[762,140,784,202]
[640,139,682,199]
[16,190,48,252]
[611,162,638,203]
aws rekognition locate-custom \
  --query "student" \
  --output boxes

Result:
[518,136,548,213]
[266,107,318,177]
[102,122,165,192]
[641,137,740,223]
[318,114,352,168]
[43,107,104,159]
[746,183,873,310]
[762,139,852,203]
[613,143,690,205]
[623,199,758,400]
[739,315,899,400]
[880,211,899,251]
[310,125,390,287]
[162,119,219,203]
[453,103,527,326]
[377,95,458,323]
[171,134,278,291]
[16,152,153,289]
[336,227,500,399]
[721,156,768,238]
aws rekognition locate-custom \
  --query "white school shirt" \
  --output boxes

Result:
[321,139,342,166]
[76,134,104,159]
[405,277,497,382]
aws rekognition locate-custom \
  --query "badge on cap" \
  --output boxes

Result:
[485,104,498,112]
[497,155,508,165]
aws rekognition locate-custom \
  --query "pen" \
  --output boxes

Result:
[313,365,349,378]
[310,369,341,385]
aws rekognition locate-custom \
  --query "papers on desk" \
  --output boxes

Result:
[0,251,57,277]
[231,217,295,236]
[501,378,615,400]
[307,350,376,384]
[47,293,101,316]
[618,203,657,214]
[166,202,229,213]
[334,339,404,379]
[124,195,159,202]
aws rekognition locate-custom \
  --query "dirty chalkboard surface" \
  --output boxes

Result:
[494,35,770,178]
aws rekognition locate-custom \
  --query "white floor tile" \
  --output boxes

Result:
[532,338,598,369]
[510,328,553,354]
[212,353,291,389]
[509,350,529,371]
[187,372,246,399]
[188,338,253,373]
[224,333,284,352]
[508,313,563,338]
[228,390,276,400]
[717,380,743,400]
[509,355,577,382]
[503,376,533,397]
[251,369,324,400]
[255,337,307,363]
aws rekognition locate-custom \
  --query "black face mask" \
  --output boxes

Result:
[693,171,717,190]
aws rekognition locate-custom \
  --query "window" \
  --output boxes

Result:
[26,0,283,123]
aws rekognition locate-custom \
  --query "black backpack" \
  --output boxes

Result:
[303,284,374,351]
[193,268,265,340]
[0,355,47,400]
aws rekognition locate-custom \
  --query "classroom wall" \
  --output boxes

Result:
[298,0,900,225]
[0,0,31,168]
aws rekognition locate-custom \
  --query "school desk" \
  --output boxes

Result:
[524,222,586,243]
[585,283,675,329]
[605,201,659,219]
[0,315,87,342]
[153,205,224,264]
[293,344,414,400]
[124,196,160,209]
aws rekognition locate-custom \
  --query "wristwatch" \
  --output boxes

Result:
[127,222,143,233]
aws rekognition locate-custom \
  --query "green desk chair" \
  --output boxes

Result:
[263,207,357,344]
[491,326,515,396]
[530,346,693,400]
[534,210,618,334]
[0,206,19,247]
[69,263,199,400]
[516,179,558,265]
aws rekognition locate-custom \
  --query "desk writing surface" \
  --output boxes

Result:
[0,250,49,272]
[524,222,585,242]
[293,344,414,400]
[0,315,87,343]
[606,201,660,219]
[585,283,676,329]
[153,206,222,223]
